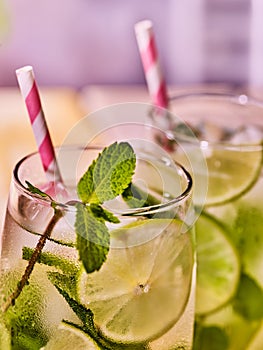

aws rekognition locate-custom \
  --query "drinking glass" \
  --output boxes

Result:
[151,91,263,349]
[0,144,195,350]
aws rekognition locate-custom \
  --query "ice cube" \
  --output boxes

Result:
[18,194,52,222]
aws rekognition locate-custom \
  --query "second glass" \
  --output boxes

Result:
[151,91,263,350]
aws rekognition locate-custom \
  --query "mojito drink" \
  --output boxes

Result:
[0,143,195,350]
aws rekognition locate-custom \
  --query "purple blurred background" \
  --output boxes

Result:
[0,0,263,88]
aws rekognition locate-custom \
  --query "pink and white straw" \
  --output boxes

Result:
[16,66,63,183]
[134,20,168,109]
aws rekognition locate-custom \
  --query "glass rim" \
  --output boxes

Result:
[12,145,193,216]
[159,90,263,150]
[171,89,263,103]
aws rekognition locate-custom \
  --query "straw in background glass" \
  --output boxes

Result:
[134,19,168,110]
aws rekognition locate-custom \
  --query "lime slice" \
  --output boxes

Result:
[195,213,240,315]
[205,147,262,206]
[42,321,100,349]
[78,219,194,344]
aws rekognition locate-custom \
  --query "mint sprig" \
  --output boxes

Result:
[75,142,136,273]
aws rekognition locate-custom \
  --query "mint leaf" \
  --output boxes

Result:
[22,247,78,275]
[193,324,229,350]
[77,142,136,204]
[122,183,148,208]
[53,284,96,330]
[122,183,160,208]
[25,181,52,200]
[90,203,120,223]
[77,160,97,203]
[233,273,263,320]
[75,203,110,273]
[48,271,79,300]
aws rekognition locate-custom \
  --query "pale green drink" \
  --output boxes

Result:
[151,92,263,350]
[0,143,195,349]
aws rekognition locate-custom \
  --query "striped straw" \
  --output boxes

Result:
[16,66,63,183]
[134,20,168,109]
